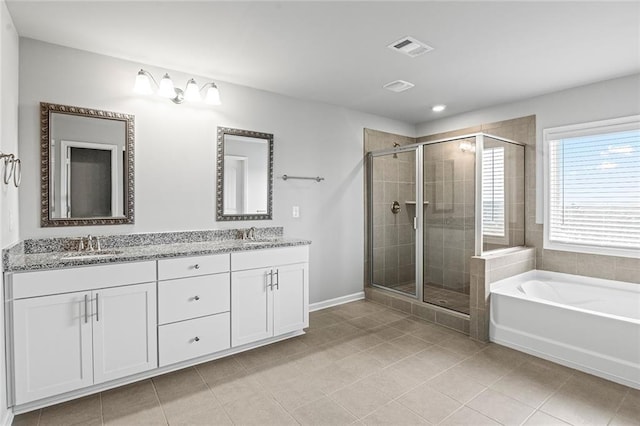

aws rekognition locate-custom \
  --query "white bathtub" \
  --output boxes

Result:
[490,270,640,389]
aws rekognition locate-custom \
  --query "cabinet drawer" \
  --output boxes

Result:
[158,273,230,325]
[158,313,230,367]
[231,246,309,271]
[10,261,156,299]
[158,254,230,281]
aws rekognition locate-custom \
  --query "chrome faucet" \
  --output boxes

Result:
[247,227,256,240]
[74,235,101,252]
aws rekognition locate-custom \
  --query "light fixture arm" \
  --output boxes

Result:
[138,69,159,87]
[171,88,185,104]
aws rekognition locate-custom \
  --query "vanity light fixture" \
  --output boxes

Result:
[432,104,446,112]
[133,69,221,105]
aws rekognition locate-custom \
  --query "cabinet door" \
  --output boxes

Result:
[273,263,309,336]
[231,268,273,347]
[92,283,157,384]
[13,291,93,404]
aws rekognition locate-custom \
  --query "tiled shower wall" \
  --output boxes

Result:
[422,139,476,295]
[371,151,416,289]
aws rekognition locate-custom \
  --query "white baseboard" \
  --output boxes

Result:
[1,409,13,426]
[309,291,365,312]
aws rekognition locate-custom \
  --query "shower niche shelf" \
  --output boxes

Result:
[404,201,429,205]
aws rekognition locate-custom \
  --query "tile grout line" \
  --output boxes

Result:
[192,365,236,425]
[531,369,576,425]
[611,388,630,424]
[149,378,170,426]
[99,392,104,426]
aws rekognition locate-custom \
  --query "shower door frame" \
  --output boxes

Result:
[368,144,424,301]
[367,132,525,305]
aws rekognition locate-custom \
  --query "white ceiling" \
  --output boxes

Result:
[6,1,640,124]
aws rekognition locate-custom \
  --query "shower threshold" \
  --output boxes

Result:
[383,281,470,315]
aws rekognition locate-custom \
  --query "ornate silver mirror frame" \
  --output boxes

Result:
[216,127,274,221]
[40,102,135,227]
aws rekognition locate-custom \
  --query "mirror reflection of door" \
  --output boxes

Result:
[223,155,248,214]
[61,140,118,218]
[222,135,269,215]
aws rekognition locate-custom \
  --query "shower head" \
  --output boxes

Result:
[393,142,400,158]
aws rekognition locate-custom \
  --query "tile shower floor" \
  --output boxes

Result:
[13,300,638,426]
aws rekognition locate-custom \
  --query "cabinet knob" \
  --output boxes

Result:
[194,295,200,301]
[194,264,200,270]
[194,337,200,342]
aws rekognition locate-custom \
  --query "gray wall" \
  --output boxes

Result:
[17,38,416,305]
[0,1,20,423]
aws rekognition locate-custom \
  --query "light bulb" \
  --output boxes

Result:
[184,79,201,102]
[157,73,176,98]
[133,70,153,95]
[204,83,221,105]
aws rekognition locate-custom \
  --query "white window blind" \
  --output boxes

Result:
[482,147,505,238]
[546,122,640,256]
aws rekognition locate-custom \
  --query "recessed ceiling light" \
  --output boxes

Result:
[432,104,446,112]
[383,80,415,93]
[388,36,434,58]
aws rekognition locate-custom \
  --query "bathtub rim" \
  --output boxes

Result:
[490,269,640,324]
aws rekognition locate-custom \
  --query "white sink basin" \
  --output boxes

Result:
[61,250,122,261]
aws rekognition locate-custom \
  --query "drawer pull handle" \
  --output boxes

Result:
[194,337,200,342]
[194,295,200,301]
[194,264,200,270]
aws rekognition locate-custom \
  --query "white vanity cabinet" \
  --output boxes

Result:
[157,254,231,366]
[8,262,157,405]
[12,291,93,403]
[230,246,309,347]
[5,242,310,412]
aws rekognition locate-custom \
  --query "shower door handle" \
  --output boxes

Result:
[413,217,417,230]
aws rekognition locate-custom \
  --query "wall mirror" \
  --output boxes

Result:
[216,127,273,221]
[40,102,135,227]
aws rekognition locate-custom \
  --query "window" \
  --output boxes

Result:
[482,147,506,242]
[543,115,640,258]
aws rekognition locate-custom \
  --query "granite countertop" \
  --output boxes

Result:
[3,227,311,272]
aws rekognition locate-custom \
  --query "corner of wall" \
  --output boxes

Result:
[1,0,20,423]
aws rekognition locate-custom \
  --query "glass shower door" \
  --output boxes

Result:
[370,149,418,297]
[422,138,475,314]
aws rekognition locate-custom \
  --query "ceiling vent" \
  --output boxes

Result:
[388,36,434,58]
[383,80,415,93]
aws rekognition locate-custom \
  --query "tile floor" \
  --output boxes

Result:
[13,300,639,426]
